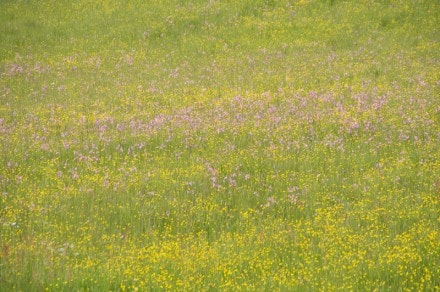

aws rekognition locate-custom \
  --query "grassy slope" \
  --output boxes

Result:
[1,0,439,290]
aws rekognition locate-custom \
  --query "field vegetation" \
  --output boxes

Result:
[1,0,439,290]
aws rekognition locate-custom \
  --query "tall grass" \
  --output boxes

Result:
[1,0,439,290]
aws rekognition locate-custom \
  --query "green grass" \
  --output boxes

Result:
[1,0,439,290]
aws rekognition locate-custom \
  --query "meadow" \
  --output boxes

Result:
[0,0,439,290]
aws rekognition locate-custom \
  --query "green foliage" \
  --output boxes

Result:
[1,0,439,290]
